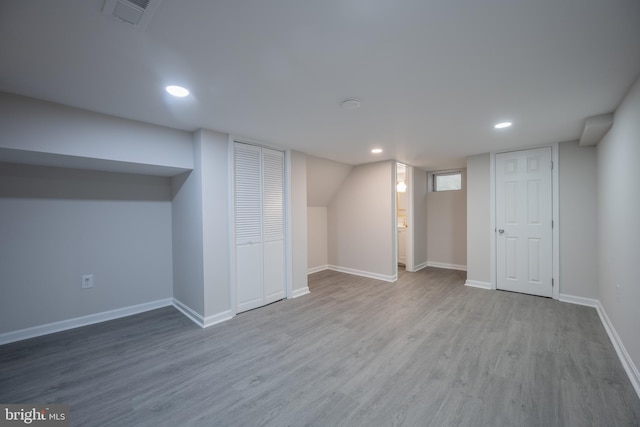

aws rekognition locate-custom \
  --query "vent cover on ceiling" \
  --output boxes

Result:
[102,0,164,30]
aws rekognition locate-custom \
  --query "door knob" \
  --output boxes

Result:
[498,229,505,234]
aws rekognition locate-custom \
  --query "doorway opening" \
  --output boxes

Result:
[396,163,414,271]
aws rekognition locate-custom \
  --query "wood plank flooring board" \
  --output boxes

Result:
[2,267,640,426]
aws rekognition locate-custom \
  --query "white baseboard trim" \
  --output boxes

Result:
[0,298,173,346]
[464,280,492,290]
[412,261,429,272]
[203,310,234,328]
[427,261,467,271]
[558,293,599,308]
[172,299,233,329]
[291,287,310,298]
[307,265,328,275]
[595,301,640,399]
[171,298,204,327]
[327,265,397,283]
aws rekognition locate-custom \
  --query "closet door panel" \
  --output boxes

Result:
[264,239,285,304]
[262,148,285,304]
[236,243,263,312]
[234,144,262,245]
[262,148,285,241]
[234,143,263,313]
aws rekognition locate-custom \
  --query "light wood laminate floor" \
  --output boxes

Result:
[1,267,639,426]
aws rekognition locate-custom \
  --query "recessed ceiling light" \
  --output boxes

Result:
[341,98,361,110]
[371,148,383,154]
[494,122,512,129]
[166,85,190,97]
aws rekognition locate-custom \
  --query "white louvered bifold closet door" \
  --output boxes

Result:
[234,142,285,313]
[262,148,285,304]
[235,143,263,312]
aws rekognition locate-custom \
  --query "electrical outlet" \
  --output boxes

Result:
[616,283,621,302]
[82,274,94,289]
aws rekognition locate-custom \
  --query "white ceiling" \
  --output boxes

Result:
[1,0,639,170]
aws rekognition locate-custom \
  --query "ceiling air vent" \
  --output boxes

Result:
[102,0,164,30]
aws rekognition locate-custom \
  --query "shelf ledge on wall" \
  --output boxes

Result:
[0,147,192,177]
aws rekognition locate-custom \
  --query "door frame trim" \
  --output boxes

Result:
[490,143,559,300]
[405,164,415,272]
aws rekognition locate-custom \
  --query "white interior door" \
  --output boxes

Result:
[496,147,553,297]
[235,143,264,312]
[262,148,285,304]
[234,143,286,313]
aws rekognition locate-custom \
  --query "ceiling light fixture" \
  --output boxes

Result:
[494,122,512,129]
[371,148,383,154]
[341,98,361,110]
[166,85,190,97]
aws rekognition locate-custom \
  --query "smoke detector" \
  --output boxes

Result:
[102,0,164,30]
[341,98,361,110]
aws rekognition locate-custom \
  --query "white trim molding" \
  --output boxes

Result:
[412,261,429,272]
[464,280,492,290]
[558,294,599,308]
[328,265,397,283]
[172,298,233,329]
[307,265,328,275]
[427,261,467,271]
[203,310,234,328]
[171,298,204,327]
[285,148,293,301]
[595,301,640,399]
[0,298,173,345]
[559,294,640,399]
[551,142,560,300]
[291,287,311,298]
[524,294,639,399]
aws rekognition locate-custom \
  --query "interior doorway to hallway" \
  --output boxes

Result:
[396,163,414,272]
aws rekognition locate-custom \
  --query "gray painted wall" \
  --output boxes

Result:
[0,164,173,333]
[427,169,467,268]
[0,93,325,333]
[411,167,429,269]
[306,155,352,207]
[171,168,205,314]
[466,154,491,284]
[290,150,309,292]
[306,155,352,273]
[0,94,187,335]
[307,207,328,270]
[200,130,231,317]
[327,161,395,279]
[466,146,601,295]
[0,92,193,173]
[558,141,598,298]
[172,130,231,318]
[597,73,640,373]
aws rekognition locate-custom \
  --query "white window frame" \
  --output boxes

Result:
[431,170,463,192]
